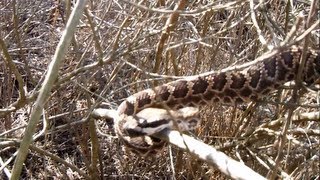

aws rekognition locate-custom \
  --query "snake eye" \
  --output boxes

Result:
[138,118,147,125]
[126,129,147,137]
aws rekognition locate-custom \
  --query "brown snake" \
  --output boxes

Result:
[113,46,320,155]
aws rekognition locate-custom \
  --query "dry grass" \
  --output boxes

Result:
[0,0,319,179]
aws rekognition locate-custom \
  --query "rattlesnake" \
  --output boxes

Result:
[113,46,320,155]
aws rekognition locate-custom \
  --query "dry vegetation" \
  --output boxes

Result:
[0,0,319,179]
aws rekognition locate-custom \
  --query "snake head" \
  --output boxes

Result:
[121,106,200,137]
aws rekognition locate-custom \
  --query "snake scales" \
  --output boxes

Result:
[114,46,320,155]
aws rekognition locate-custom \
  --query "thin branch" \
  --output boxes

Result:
[0,36,26,108]
[153,0,188,74]
[249,0,269,49]
[10,1,87,179]
[119,0,245,15]
[1,140,90,179]
[155,130,266,180]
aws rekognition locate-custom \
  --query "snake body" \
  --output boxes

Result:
[114,46,320,155]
